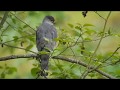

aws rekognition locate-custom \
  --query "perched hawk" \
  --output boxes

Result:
[36,16,57,76]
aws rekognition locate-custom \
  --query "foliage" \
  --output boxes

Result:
[0,63,17,78]
[0,11,120,79]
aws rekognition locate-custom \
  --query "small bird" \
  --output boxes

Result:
[36,16,57,77]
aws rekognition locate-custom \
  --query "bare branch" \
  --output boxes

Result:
[0,54,37,61]
[94,11,106,20]
[0,11,9,31]
[81,11,112,79]
[88,46,120,73]
[92,12,111,59]
[0,54,116,79]
[103,47,120,62]
[53,56,116,79]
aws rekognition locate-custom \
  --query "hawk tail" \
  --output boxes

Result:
[40,54,49,76]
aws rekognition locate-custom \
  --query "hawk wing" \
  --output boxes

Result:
[36,23,57,71]
[36,24,57,51]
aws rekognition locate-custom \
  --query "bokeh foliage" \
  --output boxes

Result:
[0,11,120,79]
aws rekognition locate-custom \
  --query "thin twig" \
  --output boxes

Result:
[81,11,112,79]
[72,34,110,43]
[0,24,10,37]
[0,42,37,54]
[57,28,82,56]
[53,56,116,79]
[92,11,111,57]
[10,12,36,32]
[89,46,120,71]
[2,33,35,44]
[103,47,120,62]
[0,11,10,31]
[94,11,106,20]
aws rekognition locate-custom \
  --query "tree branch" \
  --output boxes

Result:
[0,11,9,31]
[81,11,112,79]
[0,54,37,61]
[0,54,116,79]
[53,56,116,79]
[103,47,120,62]
[10,12,36,32]
[94,11,106,20]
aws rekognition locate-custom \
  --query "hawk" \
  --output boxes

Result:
[36,16,57,76]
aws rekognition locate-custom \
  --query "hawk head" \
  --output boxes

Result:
[43,16,55,25]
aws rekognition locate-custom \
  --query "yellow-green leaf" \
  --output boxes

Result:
[68,23,74,28]
[83,24,94,27]
[31,68,40,77]
[39,51,49,55]
[44,37,49,42]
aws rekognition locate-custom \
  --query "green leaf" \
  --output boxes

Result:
[26,44,33,51]
[53,38,61,42]
[13,36,19,42]
[89,73,95,77]
[84,37,92,41]
[56,64,63,71]
[61,29,65,32]
[80,45,85,55]
[29,37,35,42]
[97,31,104,37]
[18,29,23,34]
[10,67,17,72]
[75,26,81,30]
[84,28,96,35]
[7,67,17,74]
[76,23,81,26]
[23,25,28,28]
[31,68,40,77]
[1,72,5,78]
[68,23,74,28]
[7,69,14,74]
[72,30,80,36]
[18,27,23,30]
[97,54,103,60]
[0,17,2,20]
[51,72,60,76]
[12,18,16,24]
[97,62,103,65]
[111,60,118,64]
[1,35,8,37]
[39,51,50,55]
[118,43,120,47]
[0,66,3,69]
[83,24,94,27]
[43,37,49,42]
[108,28,111,35]
[32,63,38,66]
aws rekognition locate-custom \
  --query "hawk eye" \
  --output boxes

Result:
[51,20,54,22]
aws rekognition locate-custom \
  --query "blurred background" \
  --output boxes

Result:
[0,11,120,79]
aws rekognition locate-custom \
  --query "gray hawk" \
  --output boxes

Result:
[36,16,57,76]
